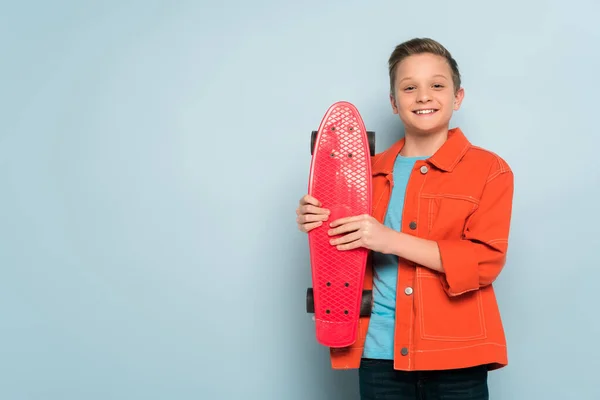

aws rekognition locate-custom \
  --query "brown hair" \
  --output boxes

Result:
[388,38,461,95]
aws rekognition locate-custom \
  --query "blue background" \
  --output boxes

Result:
[1,1,599,399]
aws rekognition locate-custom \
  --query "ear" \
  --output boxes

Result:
[453,87,465,111]
[389,92,399,115]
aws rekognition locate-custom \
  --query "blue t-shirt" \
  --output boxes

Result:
[362,154,428,360]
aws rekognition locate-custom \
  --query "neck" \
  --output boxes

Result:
[400,129,449,157]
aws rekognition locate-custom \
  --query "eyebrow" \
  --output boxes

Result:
[399,74,449,83]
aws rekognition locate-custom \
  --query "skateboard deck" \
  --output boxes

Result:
[306,101,375,348]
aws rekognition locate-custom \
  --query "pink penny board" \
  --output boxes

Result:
[307,101,374,348]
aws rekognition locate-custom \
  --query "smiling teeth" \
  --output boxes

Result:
[416,109,435,114]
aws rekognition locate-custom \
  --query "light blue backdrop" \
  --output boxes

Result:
[1,1,599,399]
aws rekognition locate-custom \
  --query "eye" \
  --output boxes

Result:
[432,84,445,89]
[404,85,416,92]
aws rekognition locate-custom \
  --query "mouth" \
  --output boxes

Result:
[412,109,438,115]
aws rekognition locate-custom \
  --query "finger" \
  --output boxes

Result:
[300,194,322,207]
[328,221,361,236]
[329,214,369,227]
[300,204,330,216]
[330,231,361,246]
[336,239,363,251]
[297,213,329,224]
[299,221,323,232]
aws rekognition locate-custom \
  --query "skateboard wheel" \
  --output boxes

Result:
[305,287,372,317]
[360,289,373,317]
[311,130,375,156]
[306,288,315,313]
[367,131,376,157]
[310,131,318,155]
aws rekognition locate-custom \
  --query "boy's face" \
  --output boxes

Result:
[389,53,464,135]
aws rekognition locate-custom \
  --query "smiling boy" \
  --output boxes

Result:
[296,38,514,399]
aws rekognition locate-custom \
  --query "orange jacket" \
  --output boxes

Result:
[329,127,514,372]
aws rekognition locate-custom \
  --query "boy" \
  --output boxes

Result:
[296,38,514,399]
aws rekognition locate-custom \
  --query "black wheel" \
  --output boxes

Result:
[360,289,373,317]
[311,130,374,156]
[310,131,318,155]
[306,288,372,316]
[367,131,376,156]
[306,288,315,313]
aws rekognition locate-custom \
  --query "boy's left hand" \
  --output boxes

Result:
[328,214,394,254]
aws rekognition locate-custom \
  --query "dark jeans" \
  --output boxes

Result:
[358,358,489,400]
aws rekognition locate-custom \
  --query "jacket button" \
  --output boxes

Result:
[409,221,417,230]
[404,287,413,295]
[420,165,428,174]
[401,347,408,356]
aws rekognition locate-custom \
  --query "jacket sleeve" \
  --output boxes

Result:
[435,165,514,297]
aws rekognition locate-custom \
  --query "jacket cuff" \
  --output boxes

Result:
[436,239,480,296]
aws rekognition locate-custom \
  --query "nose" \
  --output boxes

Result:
[416,88,431,103]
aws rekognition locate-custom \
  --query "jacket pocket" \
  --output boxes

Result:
[425,195,478,239]
[416,269,487,341]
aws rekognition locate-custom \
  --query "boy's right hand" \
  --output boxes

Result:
[296,194,330,233]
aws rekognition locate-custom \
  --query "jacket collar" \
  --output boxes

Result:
[372,127,471,175]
